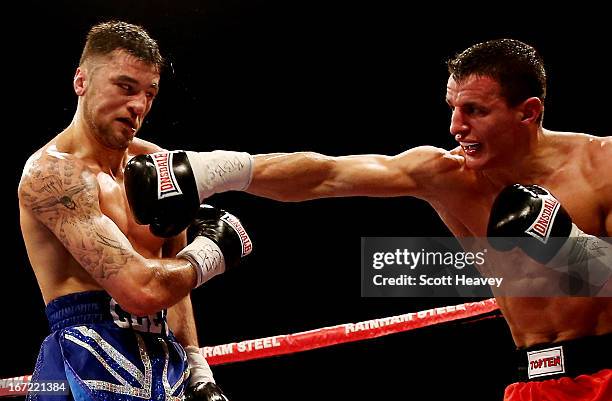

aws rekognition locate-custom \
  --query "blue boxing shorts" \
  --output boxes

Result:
[27,291,189,401]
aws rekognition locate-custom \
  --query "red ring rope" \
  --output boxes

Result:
[0,298,498,397]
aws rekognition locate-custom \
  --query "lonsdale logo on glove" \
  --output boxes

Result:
[221,213,253,257]
[150,152,183,199]
[525,194,561,244]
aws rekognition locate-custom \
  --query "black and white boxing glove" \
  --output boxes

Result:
[177,205,252,288]
[486,184,572,263]
[487,184,611,294]
[124,151,200,238]
[185,382,228,401]
[124,150,253,238]
[183,346,229,401]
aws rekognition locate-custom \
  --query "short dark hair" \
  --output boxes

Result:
[447,39,546,107]
[79,20,164,72]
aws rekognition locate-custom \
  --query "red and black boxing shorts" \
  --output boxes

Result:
[504,332,612,401]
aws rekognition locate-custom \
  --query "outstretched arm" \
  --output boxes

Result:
[122,146,465,237]
[247,146,464,201]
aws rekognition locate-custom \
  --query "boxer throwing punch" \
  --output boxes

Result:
[127,39,611,400]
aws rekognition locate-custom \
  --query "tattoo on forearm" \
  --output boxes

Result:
[67,230,131,280]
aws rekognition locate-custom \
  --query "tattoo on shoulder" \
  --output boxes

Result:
[20,155,133,280]
[21,156,97,224]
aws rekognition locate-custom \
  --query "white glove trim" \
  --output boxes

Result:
[186,151,254,201]
[547,224,612,289]
[177,236,226,288]
[185,345,215,385]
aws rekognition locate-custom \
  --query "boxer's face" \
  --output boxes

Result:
[80,49,160,150]
[446,74,525,170]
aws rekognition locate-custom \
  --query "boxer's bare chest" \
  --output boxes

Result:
[433,161,604,238]
[96,171,164,257]
[428,156,609,345]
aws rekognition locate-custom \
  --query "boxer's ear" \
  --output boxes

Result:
[518,97,543,124]
[74,67,87,96]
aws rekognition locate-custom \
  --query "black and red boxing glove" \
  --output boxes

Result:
[487,184,572,263]
[183,346,229,401]
[184,382,229,401]
[177,204,253,288]
[124,150,253,238]
[487,184,612,294]
[124,151,200,238]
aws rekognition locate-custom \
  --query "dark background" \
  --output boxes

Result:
[6,1,609,400]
